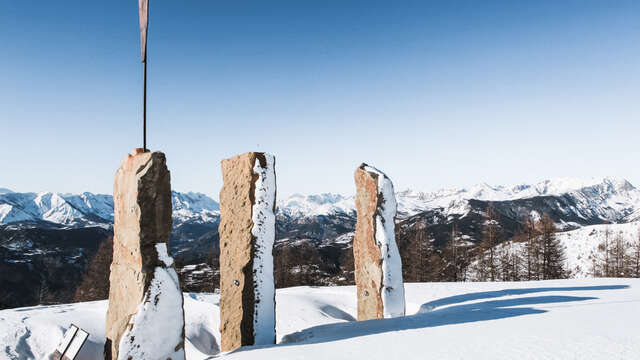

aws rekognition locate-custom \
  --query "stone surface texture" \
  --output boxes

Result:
[353,163,406,320]
[104,148,185,360]
[219,152,276,352]
[353,165,385,321]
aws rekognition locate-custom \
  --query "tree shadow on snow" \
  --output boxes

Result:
[417,285,628,313]
[278,295,597,345]
[223,284,627,355]
[319,304,356,322]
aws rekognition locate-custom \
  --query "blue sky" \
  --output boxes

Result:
[1,1,639,198]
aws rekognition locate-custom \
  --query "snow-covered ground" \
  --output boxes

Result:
[2,279,638,359]
[559,223,640,277]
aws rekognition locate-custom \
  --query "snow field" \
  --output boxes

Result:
[2,279,639,359]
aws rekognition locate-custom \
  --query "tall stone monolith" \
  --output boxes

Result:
[104,148,185,360]
[219,152,277,352]
[353,163,406,321]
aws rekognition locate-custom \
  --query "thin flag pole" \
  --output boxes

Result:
[139,0,149,152]
[143,48,147,152]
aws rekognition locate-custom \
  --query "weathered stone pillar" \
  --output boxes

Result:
[219,152,276,352]
[219,152,276,351]
[353,163,406,321]
[104,149,185,360]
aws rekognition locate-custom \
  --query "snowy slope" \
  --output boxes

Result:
[1,279,638,359]
[559,223,640,277]
[494,222,640,279]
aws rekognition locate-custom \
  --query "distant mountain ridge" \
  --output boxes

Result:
[2,177,640,309]
[0,191,113,227]
[0,191,219,228]
[1,177,639,228]
[279,177,640,223]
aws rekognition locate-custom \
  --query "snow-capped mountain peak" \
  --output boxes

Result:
[172,191,220,224]
[277,193,355,217]
[399,177,633,203]
[1,177,638,227]
[278,177,640,221]
[0,190,220,227]
[172,191,220,213]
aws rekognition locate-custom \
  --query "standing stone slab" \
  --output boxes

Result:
[219,152,276,352]
[105,149,185,360]
[353,163,406,321]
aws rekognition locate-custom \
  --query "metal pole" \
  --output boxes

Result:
[143,0,149,152]
[143,58,147,152]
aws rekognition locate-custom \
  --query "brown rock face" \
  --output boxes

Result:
[219,152,276,352]
[353,164,385,321]
[104,149,185,359]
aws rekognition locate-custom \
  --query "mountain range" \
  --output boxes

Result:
[2,177,639,229]
[2,177,640,309]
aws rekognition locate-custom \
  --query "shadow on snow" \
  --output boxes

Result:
[417,285,628,313]
[221,284,628,356]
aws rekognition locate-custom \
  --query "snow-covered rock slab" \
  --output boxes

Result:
[353,163,405,320]
[219,152,276,351]
[105,149,185,360]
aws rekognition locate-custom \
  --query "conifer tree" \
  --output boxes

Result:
[443,223,460,282]
[538,214,566,279]
[610,232,627,277]
[74,236,113,302]
[603,225,611,277]
[481,204,502,281]
[521,216,541,280]
[499,244,511,281]
[630,228,640,278]
[414,221,431,282]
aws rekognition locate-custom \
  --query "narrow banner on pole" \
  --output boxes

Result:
[138,0,149,62]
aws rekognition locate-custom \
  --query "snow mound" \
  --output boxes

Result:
[117,243,185,359]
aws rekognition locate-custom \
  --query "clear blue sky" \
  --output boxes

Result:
[1,1,639,198]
